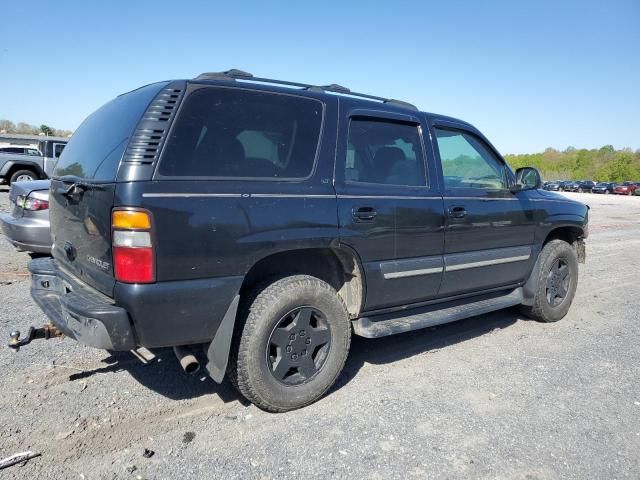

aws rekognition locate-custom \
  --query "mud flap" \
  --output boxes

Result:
[576,239,586,264]
[205,294,239,383]
[521,254,542,306]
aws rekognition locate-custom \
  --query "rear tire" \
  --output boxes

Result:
[519,240,579,323]
[228,275,351,412]
[9,169,37,184]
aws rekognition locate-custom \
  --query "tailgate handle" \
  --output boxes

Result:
[57,183,89,199]
[56,177,107,198]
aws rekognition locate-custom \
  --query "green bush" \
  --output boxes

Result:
[504,146,640,182]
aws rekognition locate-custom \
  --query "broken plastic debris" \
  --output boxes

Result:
[0,451,41,470]
[142,448,155,458]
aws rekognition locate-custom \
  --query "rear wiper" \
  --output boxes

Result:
[60,183,85,198]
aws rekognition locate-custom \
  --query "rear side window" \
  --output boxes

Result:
[1,147,23,154]
[54,82,167,180]
[158,87,323,179]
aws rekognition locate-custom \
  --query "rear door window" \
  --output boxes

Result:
[1,147,23,154]
[157,87,323,179]
[53,82,167,181]
[345,118,427,187]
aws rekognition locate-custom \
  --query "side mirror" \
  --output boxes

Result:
[512,167,542,192]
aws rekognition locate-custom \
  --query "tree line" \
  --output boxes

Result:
[505,146,640,182]
[0,119,73,138]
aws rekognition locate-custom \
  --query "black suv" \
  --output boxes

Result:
[18,70,588,412]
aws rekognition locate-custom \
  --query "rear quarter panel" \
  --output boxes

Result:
[114,92,340,282]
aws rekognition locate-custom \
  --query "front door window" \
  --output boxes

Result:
[434,128,506,191]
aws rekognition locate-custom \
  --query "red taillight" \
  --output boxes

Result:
[112,209,155,284]
[17,195,49,211]
[113,247,154,283]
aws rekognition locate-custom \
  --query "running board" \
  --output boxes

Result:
[352,288,523,338]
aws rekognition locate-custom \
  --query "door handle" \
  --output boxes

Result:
[353,206,377,222]
[448,206,467,218]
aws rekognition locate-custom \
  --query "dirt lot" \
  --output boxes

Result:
[0,188,639,479]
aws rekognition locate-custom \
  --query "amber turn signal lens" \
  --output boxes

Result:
[112,210,151,229]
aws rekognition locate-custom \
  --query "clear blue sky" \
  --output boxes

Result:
[1,0,638,154]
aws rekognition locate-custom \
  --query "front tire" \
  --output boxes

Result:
[228,275,351,412]
[519,240,579,323]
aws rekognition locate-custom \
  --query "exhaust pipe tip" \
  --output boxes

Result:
[173,346,200,375]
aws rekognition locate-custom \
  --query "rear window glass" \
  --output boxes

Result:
[54,82,167,180]
[158,87,323,179]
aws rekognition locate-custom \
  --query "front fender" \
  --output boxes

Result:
[535,213,588,245]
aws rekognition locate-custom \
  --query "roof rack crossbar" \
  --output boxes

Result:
[193,70,418,110]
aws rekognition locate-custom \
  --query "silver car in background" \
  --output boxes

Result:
[0,180,51,254]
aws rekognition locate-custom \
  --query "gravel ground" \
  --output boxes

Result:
[0,188,639,479]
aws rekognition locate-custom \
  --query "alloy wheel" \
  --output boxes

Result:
[15,174,35,182]
[546,258,571,307]
[266,307,331,386]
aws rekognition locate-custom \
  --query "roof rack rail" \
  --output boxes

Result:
[193,69,418,111]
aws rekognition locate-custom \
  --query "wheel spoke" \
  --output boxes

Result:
[558,264,569,281]
[270,325,294,347]
[294,308,312,330]
[272,355,293,380]
[557,283,568,297]
[311,326,330,347]
[298,356,317,379]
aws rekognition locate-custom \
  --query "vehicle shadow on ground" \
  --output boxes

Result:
[330,307,526,394]
[66,308,526,406]
[68,348,245,404]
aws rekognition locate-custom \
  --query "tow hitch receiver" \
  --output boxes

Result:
[8,325,63,351]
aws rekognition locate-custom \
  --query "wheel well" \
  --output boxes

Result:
[240,248,364,318]
[543,226,584,246]
[6,164,41,182]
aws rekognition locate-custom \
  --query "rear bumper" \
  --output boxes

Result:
[0,213,51,254]
[29,257,135,350]
[28,257,244,350]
